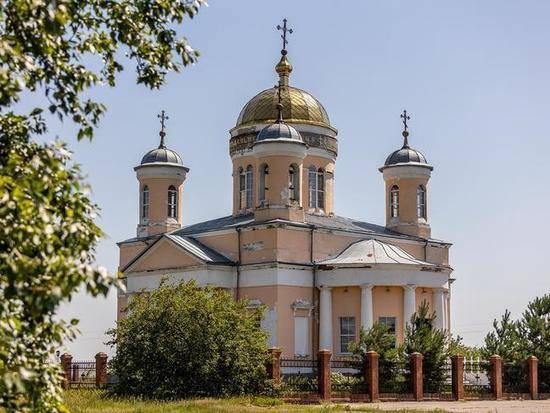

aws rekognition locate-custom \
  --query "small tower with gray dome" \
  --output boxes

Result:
[134,111,189,237]
[379,111,433,239]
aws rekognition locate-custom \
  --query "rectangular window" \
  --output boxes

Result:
[378,316,397,334]
[339,316,356,353]
[246,168,253,208]
[308,169,317,208]
[294,316,309,356]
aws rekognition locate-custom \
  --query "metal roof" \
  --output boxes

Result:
[317,239,435,267]
[165,234,233,264]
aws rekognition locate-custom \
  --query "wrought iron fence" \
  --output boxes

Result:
[464,359,491,396]
[539,363,550,395]
[69,361,96,388]
[502,363,529,394]
[423,361,452,397]
[330,357,364,394]
[280,358,317,395]
[379,358,409,394]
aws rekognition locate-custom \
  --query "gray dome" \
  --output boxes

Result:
[384,146,428,166]
[256,122,303,143]
[141,147,183,165]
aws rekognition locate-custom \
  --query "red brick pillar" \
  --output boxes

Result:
[490,355,503,400]
[60,353,73,390]
[266,347,282,384]
[366,351,379,402]
[95,352,108,388]
[410,352,423,401]
[317,349,331,401]
[451,355,465,401]
[527,356,538,400]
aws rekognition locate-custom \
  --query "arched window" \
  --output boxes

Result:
[288,164,300,203]
[317,168,325,209]
[168,185,178,219]
[245,165,253,209]
[417,185,426,218]
[142,185,149,219]
[239,167,246,209]
[259,164,268,205]
[390,185,399,218]
[308,166,325,209]
[308,166,317,208]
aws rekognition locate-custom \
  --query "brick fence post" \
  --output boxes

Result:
[527,356,538,400]
[451,355,464,401]
[60,353,73,390]
[490,355,502,400]
[410,352,423,401]
[95,352,108,388]
[266,347,282,384]
[317,349,331,401]
[366,351,379,402]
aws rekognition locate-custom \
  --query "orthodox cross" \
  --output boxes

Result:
[400,110,410,132]
[277,18,293,51]
[157,110,169,147]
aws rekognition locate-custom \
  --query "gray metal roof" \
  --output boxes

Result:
[165,234,233,264]
[255,122,304,144]
[317,239,435,267]
[172,213,448,244]
[384,146,428,166]
[141,147,184,165]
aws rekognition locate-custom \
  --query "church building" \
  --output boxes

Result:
[117,21,453,357]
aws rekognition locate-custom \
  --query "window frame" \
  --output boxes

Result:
[288,164,300,204]
[258,164,268,205]
[142,185,149,219]
[339,316,356,354]
[245,165,253,209]
[167,185,178,219]
[390,185,399,218]
[417,185,426,219]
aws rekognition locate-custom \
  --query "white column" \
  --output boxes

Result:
[443,290,450,332]
[432,288,445,330]
[319,286,333,351]
[403,284,417,327]
[360,284,374,331]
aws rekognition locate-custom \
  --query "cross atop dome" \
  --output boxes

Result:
[157,110,169,149]
[277,18,293,53]
[275,18,293,86]
[400,109,411,148]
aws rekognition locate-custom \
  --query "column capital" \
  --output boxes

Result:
[318,285,333,291]
[403,284,417,291]
[360,283,374,291]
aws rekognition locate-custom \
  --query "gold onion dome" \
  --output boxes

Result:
[235,54,331,128]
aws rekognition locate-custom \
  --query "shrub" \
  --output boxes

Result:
[107,280,269,399]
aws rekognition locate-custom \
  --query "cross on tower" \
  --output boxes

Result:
[277,18,293,51]
[157,110,169,148]
[400,110,410,132]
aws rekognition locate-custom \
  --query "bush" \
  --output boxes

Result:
[107,280,270,399]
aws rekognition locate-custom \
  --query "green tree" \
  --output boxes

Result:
[107,280,270,399]
[481,309,524,362]
[351,323,405,392]
[517,294,550,363]
[402,301,459,393]
[1,1,204,411]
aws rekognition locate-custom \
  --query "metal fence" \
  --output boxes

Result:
[540,364,550,395]
[68,361,96,388]
[280,358,318,397]
[330,357,364,395]
[464,359,491,397]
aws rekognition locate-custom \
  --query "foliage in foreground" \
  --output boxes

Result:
[482,294,550,391]
[108,280,270,399]
[63,389,444,413]
[0,0,205,411]
[352,302,461,394]
[402,302,461,393]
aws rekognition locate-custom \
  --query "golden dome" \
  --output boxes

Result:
[236,86,331,128]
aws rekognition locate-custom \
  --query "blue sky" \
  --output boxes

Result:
[47,1,550,358]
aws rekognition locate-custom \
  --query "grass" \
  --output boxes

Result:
[63,390,448,413]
